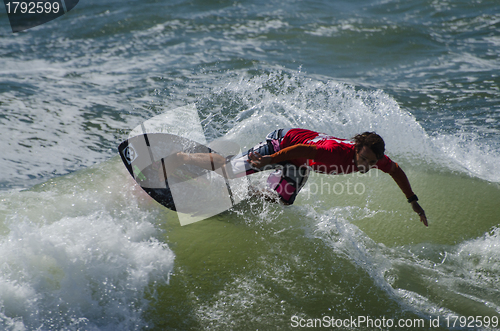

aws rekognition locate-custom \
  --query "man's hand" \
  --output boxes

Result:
[411,201,428,227]
[247,151,272,169]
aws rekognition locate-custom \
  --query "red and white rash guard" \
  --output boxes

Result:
[279,128,393,174]
[270,128,415,199]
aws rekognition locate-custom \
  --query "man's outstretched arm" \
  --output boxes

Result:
[388,162,428,227]
[247,144,317,167]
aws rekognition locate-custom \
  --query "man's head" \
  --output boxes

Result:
[352,132,385,173]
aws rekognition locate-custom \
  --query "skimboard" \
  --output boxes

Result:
[118,105,248,225]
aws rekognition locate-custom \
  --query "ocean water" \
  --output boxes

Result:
[1,0,499,330]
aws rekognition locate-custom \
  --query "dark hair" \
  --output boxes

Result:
[352,132,385,159]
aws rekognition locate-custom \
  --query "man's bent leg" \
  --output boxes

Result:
[267,163,310,205]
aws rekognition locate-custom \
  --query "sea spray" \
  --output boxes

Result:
[0,161,175,330]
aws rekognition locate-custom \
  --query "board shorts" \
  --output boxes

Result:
[226,128,310,205]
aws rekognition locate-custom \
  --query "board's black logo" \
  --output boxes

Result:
[122,145,138,165]
[3,0,79,33]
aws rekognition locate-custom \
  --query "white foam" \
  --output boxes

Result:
[452,227,500,289]
[129,104,206,144]
[0,161,175,330]
[0,214,173,330]
[430,132,500,183]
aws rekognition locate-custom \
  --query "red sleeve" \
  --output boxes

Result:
[375,155,393,173]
